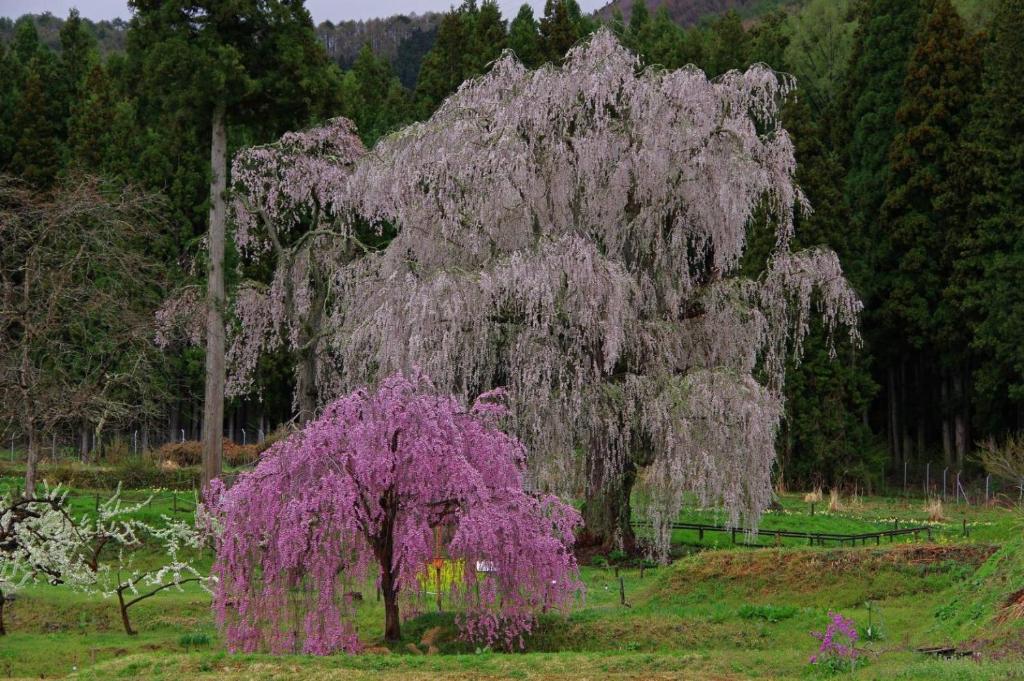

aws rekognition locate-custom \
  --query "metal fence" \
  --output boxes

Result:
[2,424,269,464]
[888,460,1024,506]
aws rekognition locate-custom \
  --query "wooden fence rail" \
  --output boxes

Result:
[632,520,933,547]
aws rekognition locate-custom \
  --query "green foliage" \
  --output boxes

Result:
[840,0,925,306]
[881,0,982,355]
[539,0,588,63]
[705,10,750,76]
[957,0,1024,431]
[179,632,212,649]
[340,44,411,146]
[737,604,797,622]
[508,4,543,67]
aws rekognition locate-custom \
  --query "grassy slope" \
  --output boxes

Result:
[2,490,1022,680]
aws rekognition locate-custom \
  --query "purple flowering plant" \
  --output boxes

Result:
[809,611,861,671]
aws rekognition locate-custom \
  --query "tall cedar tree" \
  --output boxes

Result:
[880,0,982,467]
[508,4,543,67]
[415,2,477,116]
[957,0,1024,432]
[341,44,410,146]
[839,0,925,467]
[706,11,751,76]
[539,0,586,62]
[126,0,341,492]
[9,58,63,188]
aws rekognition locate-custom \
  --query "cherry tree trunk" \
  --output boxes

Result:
[201,103,227,496]
[580,442,639,553]
[23,423,39,496]
[295,349,317,425]
[376,539,401,642]
[117,588,136,636]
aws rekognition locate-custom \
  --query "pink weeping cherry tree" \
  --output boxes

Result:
[317,30,862,555]
[207,371,581,653]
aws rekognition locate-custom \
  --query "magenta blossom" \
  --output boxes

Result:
[809,611,860,665]
[208,371,582,654]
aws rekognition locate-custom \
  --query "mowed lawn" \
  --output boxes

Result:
[2,484,1023,680]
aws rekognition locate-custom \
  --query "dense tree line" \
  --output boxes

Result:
[1,0,1022,492]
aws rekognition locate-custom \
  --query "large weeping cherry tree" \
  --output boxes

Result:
[176,30,861,557]
[323,30,861,555]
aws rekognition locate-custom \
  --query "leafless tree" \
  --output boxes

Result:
[0,175,168,494]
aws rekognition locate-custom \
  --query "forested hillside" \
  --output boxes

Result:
[1,0,1022,492]
[594,0,786,26]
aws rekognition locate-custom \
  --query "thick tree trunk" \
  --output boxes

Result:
[79,421,90,461]
[900,360,913,462]
[888,368,901,468]
[953,369,968,469]
[380,564,401,642]
[375,517,401,642]
[580,434,649,553]
[23,424,39,496]
[201,103,227,497]
[295,350,317,425]
[941,369,953,467]
[581,468,637,553]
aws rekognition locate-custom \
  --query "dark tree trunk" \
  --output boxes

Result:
[117,588,136,636]
[23,423,39,496]
[380,563,401,642]
[581,468,637,553]
[201,102,228,497]
[295,349,317,425]
[888,367,901,467]
[79,420,90,461]
[579,434,652,553]
[0,587,6,636]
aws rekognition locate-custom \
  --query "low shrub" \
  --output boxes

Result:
[925,497,946,522]
[738,604,797,622]
[3,459,200,490]
[179,632,211,650]
[156,438,261,468]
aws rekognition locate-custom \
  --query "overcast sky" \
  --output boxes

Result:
[0,1,607,22]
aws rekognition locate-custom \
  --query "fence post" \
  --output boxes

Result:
[133,430,138,456]
[955,471,962,505]
[619,576,626,606]
[903,460,908,495]
[180,429,185,443]
[943,468,948,503]
[242,429,246,446]
[925,462,930,497]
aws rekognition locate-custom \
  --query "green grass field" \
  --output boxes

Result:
[2,477,1023,680]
